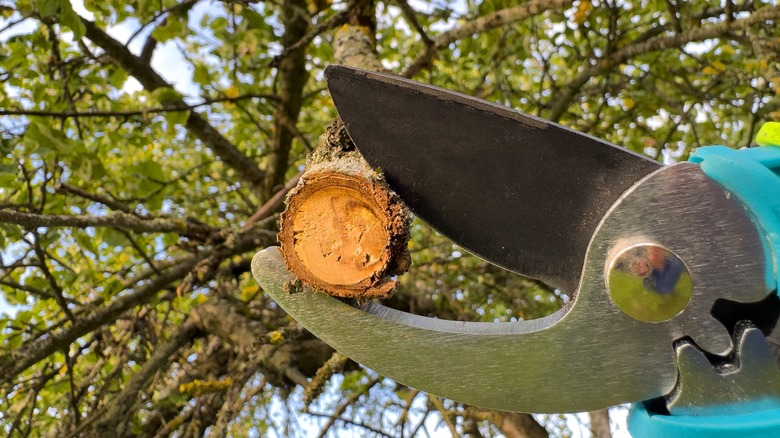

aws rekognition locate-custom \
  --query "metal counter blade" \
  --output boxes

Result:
[253,163,769,413]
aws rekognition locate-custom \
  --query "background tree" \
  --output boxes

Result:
[0,0,778,437]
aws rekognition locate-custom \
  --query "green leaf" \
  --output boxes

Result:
[108,67,129,89]
[192,64,210,85]
[208,16,228,33]
[0,137,12,153]
[7,333,22,349]
[165,110,189,133]
[58,1,87,38]
[73,229,98,255]
[136,159,165,181]
[72,153,107,181]
[15,310,33,324]
[146,193,163,212]
[152,17,185,43]
[34,0,59,17]
[101,228,126,247]
[0,164,18,186]
[25,119,74,155]
[151,87,184,105]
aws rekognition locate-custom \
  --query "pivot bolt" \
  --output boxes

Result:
[606,242,693,323]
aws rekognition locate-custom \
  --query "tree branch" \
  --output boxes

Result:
[0,209,216,239]
[307,410,394,438]
[467,408,548,438]
[0,257,198,383]
[126,0,200,49]
[55,182,135,214]
[303,352,348,406]
[428,396,459,437]
[0,279,58,301]
[316,377,380,438]
[263,0,310,201]
[0,224,274,383]
[547,5,780,121]
[92,321,199,437]
[138,36,158,65]
[396,0,433,47]
[403,0,574,77]
[590,408,611,438]
[244,169,303,229]
[190,299,266,354]
[80,18,268,193]
[31,231,76,322]
[273,1,356,64]
[0,94,276,119]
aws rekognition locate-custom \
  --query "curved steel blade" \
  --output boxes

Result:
[325,65,661,293]
[254,163,770,413]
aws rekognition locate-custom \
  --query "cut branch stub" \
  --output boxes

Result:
[279,157,410,298]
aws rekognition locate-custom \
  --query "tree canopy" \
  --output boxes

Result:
[0,0,778,437]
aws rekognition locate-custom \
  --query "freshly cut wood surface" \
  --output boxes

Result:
[278,157,410,298]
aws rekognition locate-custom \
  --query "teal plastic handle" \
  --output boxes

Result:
[628,141,780,437]
[689,144,780,293]
[629,402,780,438]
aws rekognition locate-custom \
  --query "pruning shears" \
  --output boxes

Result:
[252,65,780,437]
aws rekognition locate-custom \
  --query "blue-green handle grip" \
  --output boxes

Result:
[628,141,780,437]
[690,144,780,292]
[629,402,780,438]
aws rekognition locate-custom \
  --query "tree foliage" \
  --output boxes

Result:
[0,0,778,437]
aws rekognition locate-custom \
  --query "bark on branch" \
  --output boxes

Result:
[462,407,549,438]
[190,299,267,355]
[273,1,357,63]
[590,408,612,438]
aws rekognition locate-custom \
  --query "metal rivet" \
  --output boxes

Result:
[606,242,693,323]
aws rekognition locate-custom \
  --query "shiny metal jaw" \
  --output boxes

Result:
[667,322,780,417]
[325,65,661,294]
[253,163,770,413]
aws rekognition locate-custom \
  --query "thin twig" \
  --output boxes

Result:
[31,231,76,322]
[547,5,780,121]
[396,0,433,46]
[55,182,135,215]
[91,321,199,436]
[307,410,395,438]
[125,0,200,47]
[316,377,380,438]
[428,396,459,437]
[243,169,303,229]
[273,1,357,64]
[403,0,573,77]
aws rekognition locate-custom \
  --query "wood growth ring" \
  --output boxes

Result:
[279,170,409,298]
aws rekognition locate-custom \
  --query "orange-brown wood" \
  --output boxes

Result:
[278,168,409,298]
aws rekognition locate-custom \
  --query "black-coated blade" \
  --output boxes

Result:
[325,65,661,293]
